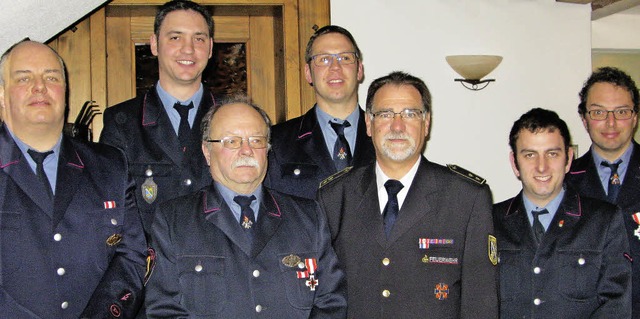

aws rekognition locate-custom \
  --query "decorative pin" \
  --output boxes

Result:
[419,238,454,249]
[611,173,620,185]
[306,274,318,291]
[142,177,158,204]
[106,234,123,246]
[282,254,302,267]
[558,220,564,228]
[434,283,449,300]
[337,147,347,160]
[302,258,319,291]
[632,213,640,241]
[241,215,253,229]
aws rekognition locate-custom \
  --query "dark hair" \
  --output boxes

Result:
[578,67,639,115]
[304,25,361,64]
[154,0,214,38]
[201,94,272,142]
[365,71,432,114]
[509,108,572,164]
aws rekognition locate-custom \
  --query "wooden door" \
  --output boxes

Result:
[49,0,329,140]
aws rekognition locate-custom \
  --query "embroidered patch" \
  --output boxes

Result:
[488,235,498,266]
[421,255,459,264]
[434,283,449,300]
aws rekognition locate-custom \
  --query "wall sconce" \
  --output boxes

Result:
[445,55,503,91]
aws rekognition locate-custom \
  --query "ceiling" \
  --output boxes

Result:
[558,0,640,19]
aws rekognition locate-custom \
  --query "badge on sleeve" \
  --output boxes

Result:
[488,235,498,266]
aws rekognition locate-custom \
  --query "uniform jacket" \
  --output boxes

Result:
[265,106,375,199]
[145,185,347,318]
[565,142,640,316]
[100,85,214,232]
[493,187,631,318]
[317,157,498,319]
[0,124,147,318]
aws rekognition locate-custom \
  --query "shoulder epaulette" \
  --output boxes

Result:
[319,166,353,188]
[446,164,486,185]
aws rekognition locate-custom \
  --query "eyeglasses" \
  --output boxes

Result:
[309,52,358,67]
[370,109,425,121]
[586,108,636,121]
[206,136,269,149]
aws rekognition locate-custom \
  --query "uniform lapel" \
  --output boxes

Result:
[0,126,52,214]
[251,187,284,258]
[353,165,387,247]
[617,142,640,209]
[498,194,536,250]
[140,89,183,166]
[387,159,438,244]
[202,185,253,256]
[297,107,336,174]
[538,188,582,251]
[568,150,607,200]
[52,137,84,228]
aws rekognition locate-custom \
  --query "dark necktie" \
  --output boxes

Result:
[28,149,54,199]
[532,209,549,245]
[234,195,257,241]
[601,160,622,203]
[174,102,194,152]
[330,121,352,171]
[383,180,404,237]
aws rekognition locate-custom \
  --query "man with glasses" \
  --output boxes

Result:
[317,71,498,318]
[265,25,375,199]
[145,96,347,318]
[566,66,640,316]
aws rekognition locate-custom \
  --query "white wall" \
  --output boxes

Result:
[0,0,107,54]
[593,11,640,49]
[332,0,593,202]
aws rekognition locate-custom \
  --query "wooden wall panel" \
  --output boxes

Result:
[249,15,276,122]
[90,8,107,140]
[106,6,135,107]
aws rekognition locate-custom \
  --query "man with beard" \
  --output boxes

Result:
[317,71,498,318]
[265,25,375,199]
[565,67,640,316]
[145,96,347,318]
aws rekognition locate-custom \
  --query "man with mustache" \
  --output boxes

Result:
[265,25,375,199]
[317,71,498,318]
[144,96,347,318]
[0,40,147,318]
[565,67,640,316]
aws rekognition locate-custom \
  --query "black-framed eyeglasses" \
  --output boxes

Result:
[586,108,636,121]
[206,136,269,149]
[369,109,425,121]
[309,52,358,67]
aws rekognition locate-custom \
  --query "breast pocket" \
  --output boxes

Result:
[178,255,226,316]
[497,249,522,301]
[92,207,126,269]
[557,249,602,300]
[280,163,319,179]
[0,211,21,273]
[278,252,317,310]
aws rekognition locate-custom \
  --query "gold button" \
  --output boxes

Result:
[382,289,391,298]
[382,258,390,266]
